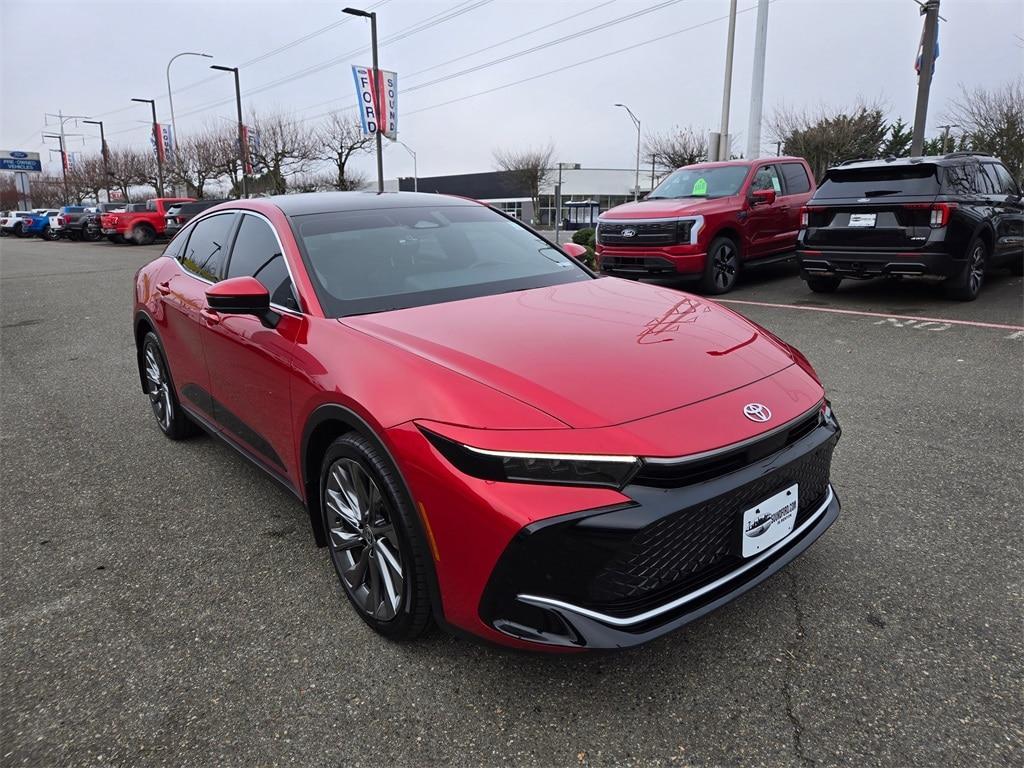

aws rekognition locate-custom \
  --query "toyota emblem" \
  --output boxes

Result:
[620,227,637,238]
[743,403,772,422]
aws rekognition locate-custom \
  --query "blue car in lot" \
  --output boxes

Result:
[22,209,60,238]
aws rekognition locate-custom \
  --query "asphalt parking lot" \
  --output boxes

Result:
[1,235,1022,768]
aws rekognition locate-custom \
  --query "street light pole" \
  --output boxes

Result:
[745,0,770,159]
[614,103,641,201]
[82,119,111,202]
[132,98,163,196]
[553,162,581,243]
[167,51,212,191]
[717,0,738,161]
[211,65,248,198]
[344,7,384,194]
[911,0,941,156]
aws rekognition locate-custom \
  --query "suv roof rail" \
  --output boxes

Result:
[942,151,990,160]
[836,156,877,166]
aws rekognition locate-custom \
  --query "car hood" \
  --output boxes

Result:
[342,278,796,429]
[599,195,740,220]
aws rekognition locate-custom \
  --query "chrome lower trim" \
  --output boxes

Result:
[517,484,834,628]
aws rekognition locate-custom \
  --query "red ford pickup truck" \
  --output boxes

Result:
[596,158,816,293]
[101,197,193,245]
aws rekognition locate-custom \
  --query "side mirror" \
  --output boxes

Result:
[751,188,777,206]
[562,242,589,260]
[206,276,278,327]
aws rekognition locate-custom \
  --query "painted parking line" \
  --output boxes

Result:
[716,298,1024,333]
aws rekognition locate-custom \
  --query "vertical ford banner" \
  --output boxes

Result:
[351,66,398,139]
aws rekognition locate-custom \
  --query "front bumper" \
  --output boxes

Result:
[479,414,840,649]
[597,244,707,276]
[798,247,959,279]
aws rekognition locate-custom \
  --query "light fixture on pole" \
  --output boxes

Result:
[614,103,641,201]
[343,6,384,194]
[167,52,212,174]
[210,65,248,198]
[131,98,164,196]
[82,119,111,202]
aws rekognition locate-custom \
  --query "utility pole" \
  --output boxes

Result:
[43,133,70,203]
[168,52,212,193]
[938,123,958,154]
[614,103,641,201]
[745,0,770,159]
[911,0,941,157]
[211,65,248,198]
[394,140,417,191]
[44,110,88,201]
[344,7,384,194]
[131,98,164,196]
[83,119,111,202]
[716,0,738,161]
[553,161,580,243]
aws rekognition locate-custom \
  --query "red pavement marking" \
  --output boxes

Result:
[716,298,1024,332]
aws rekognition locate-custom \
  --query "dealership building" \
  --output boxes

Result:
[392,167,659,228]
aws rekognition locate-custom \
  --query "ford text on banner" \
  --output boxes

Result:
[351,66,398,139]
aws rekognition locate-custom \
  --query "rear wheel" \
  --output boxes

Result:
[140,332,197,440]
[13,223,25,238]
[133,224,156,246]
[698,236,740,294]
[321,433,431,640]
[805,275,842,293]
[82,227,99,242]
[944,237,986,301]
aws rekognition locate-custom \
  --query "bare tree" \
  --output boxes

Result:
[493,143,554,224]
[946,78,1024,178]
[644,127,708,173]
[316,112,373,191]
[248,111,318,194]
[769,101,888,180]
[107,148,157,201]
[66,154,108,203]
[171,127,225,198]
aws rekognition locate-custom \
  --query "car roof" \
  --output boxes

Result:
[831,153,1000,172]
[672,156,805,172]
[266,191,481,217]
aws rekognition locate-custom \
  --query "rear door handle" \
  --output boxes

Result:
[156,281,171,296]
[200,308,221,325]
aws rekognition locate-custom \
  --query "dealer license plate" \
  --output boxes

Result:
[848,213,876,227]
[741,484,798,557]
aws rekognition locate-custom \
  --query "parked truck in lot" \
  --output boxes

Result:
[596,157,816,294]
[101,197,193,244]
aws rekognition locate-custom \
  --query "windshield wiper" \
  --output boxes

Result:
[863,189,901,197]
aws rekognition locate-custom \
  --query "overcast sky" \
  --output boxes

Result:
[2,0,1022,182]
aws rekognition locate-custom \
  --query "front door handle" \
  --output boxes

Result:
[200,308,221,325]
[156,281,171,296]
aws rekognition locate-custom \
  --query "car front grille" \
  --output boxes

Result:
[600,255,677,272]
[587,434,835,609]
[598,220,679,246]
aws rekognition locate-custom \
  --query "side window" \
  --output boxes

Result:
[752,165,782,194]
[976,164,999,195]
[780,162,811,194]
[992,164,1020,196]
[181,213,237,282]
[226,214,300,311]
[164,222,194,260]
[943,164,977,196]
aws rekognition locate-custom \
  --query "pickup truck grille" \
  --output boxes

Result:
[597,220,680,246]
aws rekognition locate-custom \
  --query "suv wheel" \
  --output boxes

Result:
[806,275,842,293]
[698,236,740,294]
[321,433,431,640]
[945,237,987,301]
[141,332,197,439]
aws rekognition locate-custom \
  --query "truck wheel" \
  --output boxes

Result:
[697,236,740,295]
[806,275,842,293]
[82,228,99,242]
[40,226,55,241]
[944,236,986,301]
[13,223,26,238]
[133,224,156,246]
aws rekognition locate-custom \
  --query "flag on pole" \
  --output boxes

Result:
[915,23,939,74]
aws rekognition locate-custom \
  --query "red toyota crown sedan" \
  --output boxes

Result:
[133,192,841,651]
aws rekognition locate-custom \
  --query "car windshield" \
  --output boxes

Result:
[816,165,940,198]
[292,205,591,317]
[648,166,750,199]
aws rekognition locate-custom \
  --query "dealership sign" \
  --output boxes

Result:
[150,124,174,163]
[351,66,397,139]
[0,150,42,173]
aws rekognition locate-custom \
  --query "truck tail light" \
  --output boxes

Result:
[57,216,65,225]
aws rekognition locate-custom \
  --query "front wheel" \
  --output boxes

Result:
[805,275,842,293]
[944,237,986,301]
[140,332,197,440]
[698,236,740,294]
[13,223,26,238]
[321,433,432,640]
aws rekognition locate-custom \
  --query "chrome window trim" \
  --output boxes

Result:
[516,485,834,628]
[176,208,305,317]
[643,400,824,467]
[595,215,704,246]
[463,445,638,463]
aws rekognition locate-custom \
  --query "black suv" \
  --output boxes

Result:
[164,199,230,239]
[797,153,1023,300]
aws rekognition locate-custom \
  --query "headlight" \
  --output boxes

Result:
[422,429,640,489]
[676,219,694,243]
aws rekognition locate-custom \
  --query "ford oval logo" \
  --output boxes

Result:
[743,403,772,422]
[10,151,28,158]
[620,227,637,238]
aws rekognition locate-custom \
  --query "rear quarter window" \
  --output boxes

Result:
[781,163,811,194]
[816,165,941,198]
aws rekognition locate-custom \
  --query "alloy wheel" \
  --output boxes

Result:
[713,243,738,291]
[325,458,405,621]
[968,243,985,295]
[144,344,173,430]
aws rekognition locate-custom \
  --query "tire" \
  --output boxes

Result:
[82,227,99,242]
[133,224,156,246]
[944,236,987,301]
[320,433,432,640]
[805,275,842,293]
[13,223,25,238]
[40,226,54,241]
[140,332,197,440]
[698,236,740,294]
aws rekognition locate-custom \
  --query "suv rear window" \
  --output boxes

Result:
[816,165,940,198]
